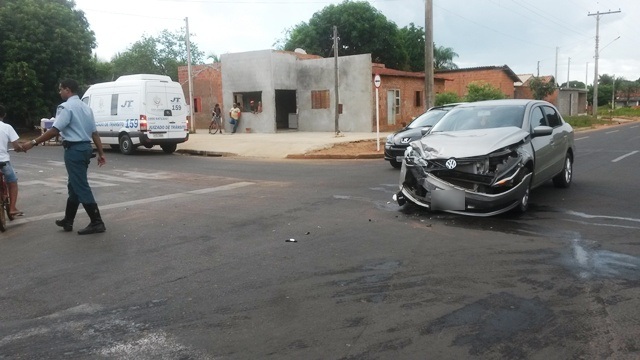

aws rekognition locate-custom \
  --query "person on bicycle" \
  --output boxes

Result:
[209,103,223,134]
[0,104,25,217]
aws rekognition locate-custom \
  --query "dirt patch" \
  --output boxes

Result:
[305,139,383,156]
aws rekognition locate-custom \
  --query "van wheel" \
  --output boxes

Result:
[161,144,177,154]
[119,134,135,155]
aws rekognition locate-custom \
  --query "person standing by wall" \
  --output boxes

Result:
[22,79,107,235]
[229,103,241,134]
[0,105,25,217]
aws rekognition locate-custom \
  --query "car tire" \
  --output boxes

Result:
[119,134,135,155]
[161,144,177,154]
[389,159,402,169]
[553,153,573,188]
[514,168,531,214]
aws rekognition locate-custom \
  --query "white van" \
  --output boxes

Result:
[81,74,189,154]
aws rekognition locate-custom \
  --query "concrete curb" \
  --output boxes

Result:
[176,148,384,159]
[286,153,384,159]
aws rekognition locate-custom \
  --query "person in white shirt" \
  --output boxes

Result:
[0,105,26,217]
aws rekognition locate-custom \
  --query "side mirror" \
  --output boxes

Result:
[532,125,553,137]
[420,126,433,136]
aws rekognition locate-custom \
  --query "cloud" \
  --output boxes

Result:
[75,0,640,82]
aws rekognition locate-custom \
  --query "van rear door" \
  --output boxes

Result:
[145,82,188,140]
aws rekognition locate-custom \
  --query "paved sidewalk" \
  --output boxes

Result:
[176,129,390,159]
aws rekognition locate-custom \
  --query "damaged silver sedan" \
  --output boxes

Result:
[394,99,575,216]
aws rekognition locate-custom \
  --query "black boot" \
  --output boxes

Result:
[77,203,106,235]
[55,199,79,231]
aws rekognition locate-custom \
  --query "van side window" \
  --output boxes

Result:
[111,94,118,116]
[82,97,90,105]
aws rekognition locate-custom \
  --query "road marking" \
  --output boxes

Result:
[605,130,619,134]
[575,136,589,141]
[631,125,639,129]
[8,182,255,225]
[612,150,639,163]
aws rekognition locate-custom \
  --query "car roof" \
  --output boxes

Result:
[457,99,548,108]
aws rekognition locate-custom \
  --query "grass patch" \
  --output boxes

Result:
[564,115,611,128]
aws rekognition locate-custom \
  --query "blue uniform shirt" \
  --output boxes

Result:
[53,95,97,142]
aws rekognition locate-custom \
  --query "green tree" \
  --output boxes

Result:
[559,80,585,89]
[108,28,204,82]
[434,45,459,70]
[435,92,462,106]
[283,1,409,70]
[0,0,95,127]
[398,23,424,71]
[529,77,556,100]
[465,82,506,102]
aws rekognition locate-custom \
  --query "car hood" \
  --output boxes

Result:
[412,127,529,158]
[392,128,426,145]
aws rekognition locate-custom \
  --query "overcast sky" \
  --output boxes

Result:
[73,0,639,84]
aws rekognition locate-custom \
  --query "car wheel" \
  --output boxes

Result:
[161,144,177,154]
[119,134,135,155]
[389,159,402,169]
[514,168,531,214]
[553,153,573,188]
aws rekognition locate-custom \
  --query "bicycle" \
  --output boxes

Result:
[208,115,223,134]
[0,162,15,232]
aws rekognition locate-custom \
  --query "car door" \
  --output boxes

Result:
[542,105,569,176]
[528,106,555,187]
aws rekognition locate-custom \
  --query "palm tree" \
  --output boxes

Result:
[434,45,459,70]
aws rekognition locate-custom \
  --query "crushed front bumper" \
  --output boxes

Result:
[395,163,532,217]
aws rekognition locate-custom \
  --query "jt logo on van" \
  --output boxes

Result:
[170,97,181,103]
[121,100,134,108]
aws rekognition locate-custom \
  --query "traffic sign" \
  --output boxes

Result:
[374,74,381,88]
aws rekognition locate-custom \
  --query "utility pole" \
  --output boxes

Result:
[611,74,616,110]
[554,47,558,85]
[185,17,195,133]
[333,26,340,135]
[424,0,434,110]
[567,57,571,88]
[588,9,621,117]
[585,62,589,90]
[536,61,540,77]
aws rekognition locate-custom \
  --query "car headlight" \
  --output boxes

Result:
[385,134,394,145]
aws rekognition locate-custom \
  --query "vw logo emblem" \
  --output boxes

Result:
[401,137,411,144]
[445,158,457,169]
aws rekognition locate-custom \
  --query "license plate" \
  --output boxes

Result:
[150,133,164,138]
[431,189,465,210]
[396,156,404,162]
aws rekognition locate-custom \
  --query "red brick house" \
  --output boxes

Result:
[514,74,558,104]
[435,65,521,99]
[177,63,222,129]
[372,63,448,132]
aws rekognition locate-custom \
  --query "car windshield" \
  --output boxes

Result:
[431,105,526,132]
[407,108,450,129]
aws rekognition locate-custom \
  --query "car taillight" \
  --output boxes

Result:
[139,115,147,132]
[185,119,189,131]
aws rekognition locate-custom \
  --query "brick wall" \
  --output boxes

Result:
[440,69,516,99]
[374,74,447,132]
[178,64,223,129]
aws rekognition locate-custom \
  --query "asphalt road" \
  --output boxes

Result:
[0,123,639,359]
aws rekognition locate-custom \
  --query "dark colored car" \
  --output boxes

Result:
[384,104,461,168]
[394,99,575,216]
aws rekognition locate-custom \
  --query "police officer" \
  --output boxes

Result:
[23,79,107,235]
